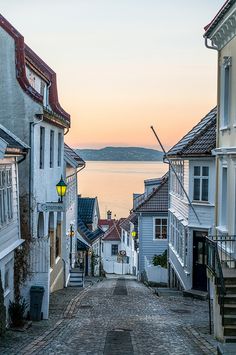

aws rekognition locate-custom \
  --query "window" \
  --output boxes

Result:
[154,218,167,239]
[102,243,104,253]
[0,166,13,227]
[4,268,9,291]
[122,230,125,243]
[127,233,130,246]
[39,127,45,169]
[221,56,232,127]
[221,167,228,226]
[171,160,184,197]
[50,130,54,168]
[193,166,209,202]
[111,244,118,255]
[58,133,62,167]
[169,213,185,262]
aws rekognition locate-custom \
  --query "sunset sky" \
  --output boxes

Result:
[1,0,223,150]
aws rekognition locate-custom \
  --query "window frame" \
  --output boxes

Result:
[193,165,209,202]
[49,130,55,168]
[153,217,168,240]
[39,126,45,169]
[0,165,13,227]
[111,244,118,256]
[220,56,232,129]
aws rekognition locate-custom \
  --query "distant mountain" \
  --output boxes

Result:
[75,147,163,161]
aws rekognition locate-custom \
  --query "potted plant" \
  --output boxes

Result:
[8,296,28,328]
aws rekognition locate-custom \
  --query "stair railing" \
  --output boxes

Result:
[206,236,226,323]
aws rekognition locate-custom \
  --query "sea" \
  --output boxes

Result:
[78,161,168,219]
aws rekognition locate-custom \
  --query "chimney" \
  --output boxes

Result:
[107,210,112,220]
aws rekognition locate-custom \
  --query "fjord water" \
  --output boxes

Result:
[78,161,168,219]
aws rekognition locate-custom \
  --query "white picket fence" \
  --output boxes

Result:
[144,256,167,284]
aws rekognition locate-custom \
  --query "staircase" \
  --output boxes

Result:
[206,236,236,343]
[220,269,236,343]
[68,268,84,287]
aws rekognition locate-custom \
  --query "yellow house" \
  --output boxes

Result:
[204,0,236,344]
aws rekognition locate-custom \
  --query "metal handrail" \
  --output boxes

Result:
[206,237,226,323]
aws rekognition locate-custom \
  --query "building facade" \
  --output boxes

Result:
[0,15,70,318]
[133,174,169,279]
[0,124,28,320]
[166,108,216,292]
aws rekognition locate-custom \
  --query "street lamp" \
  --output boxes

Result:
[56,175,67,202]
[131,231,137,238]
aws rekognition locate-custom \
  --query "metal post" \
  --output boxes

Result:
[207,277,212,334]
[70,225,73,269]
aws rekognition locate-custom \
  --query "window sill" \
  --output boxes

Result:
[191,201,214,207]
[220,126,231,132]
[153,239,168,242]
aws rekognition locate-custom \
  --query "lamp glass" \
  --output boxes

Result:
[56,176,67,198]
[131,231,136,238]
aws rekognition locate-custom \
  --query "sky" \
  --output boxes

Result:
[1,0,223,150]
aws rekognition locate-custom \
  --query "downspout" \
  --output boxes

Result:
[204,35,220,235]
[29,114,44,236]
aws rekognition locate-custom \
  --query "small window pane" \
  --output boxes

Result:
[202,167,209,177]
[194,166,200,176]
[194,179,200,200]
[202,179,209,201]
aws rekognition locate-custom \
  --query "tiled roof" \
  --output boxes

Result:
[0,124,29,153]
[102,220,123,241]
[98,219,116,229]
[120,213,138,232]
[77,197,96,224]
[166,107,216,157]
[77,238,90,251]
[204,1,234,36]
[134,174,169,213]
[64,143,85,167]
[77,217,103,243]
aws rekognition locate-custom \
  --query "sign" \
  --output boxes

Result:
[37,202,65,212]
[119,250,126,257]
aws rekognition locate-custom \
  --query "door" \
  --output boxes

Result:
[192,231,208,291]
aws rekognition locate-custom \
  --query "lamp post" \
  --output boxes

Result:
[69,225,75,269]
[56,175,67,203]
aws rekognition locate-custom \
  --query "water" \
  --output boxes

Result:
[78,161,168,219]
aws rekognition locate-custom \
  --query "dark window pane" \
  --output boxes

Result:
[194,179,200,200]
[155,226,161,239]
[156,219,161,226]
[162,226,167,239]
[202,179,209,201]
[194,166,200,176]
[162,219,167,226]
[202,167,209,176]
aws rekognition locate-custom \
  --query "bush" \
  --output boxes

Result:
[8,297,28,328]
[152,250,167,268]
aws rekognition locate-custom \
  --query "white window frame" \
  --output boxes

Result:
[171,160,184,197]
[39,126,45,169]
[0,165,13,228]
[220,166,228,228]
[193,165,209,202]
[220,56,232,129]
[153,217,167,241]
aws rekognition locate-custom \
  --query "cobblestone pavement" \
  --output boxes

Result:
[0,279,218,355]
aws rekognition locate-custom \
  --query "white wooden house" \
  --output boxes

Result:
[166,107,216,292]
[0,14,70,318]
[0,124,29,319]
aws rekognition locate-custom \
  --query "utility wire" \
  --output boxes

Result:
[150,126,201,225]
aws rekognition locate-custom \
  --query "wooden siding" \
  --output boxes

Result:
[139,214,168,273]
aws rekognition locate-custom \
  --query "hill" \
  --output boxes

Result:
[75,147,163,161]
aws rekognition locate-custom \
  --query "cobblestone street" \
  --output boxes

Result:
[0,278,218,355]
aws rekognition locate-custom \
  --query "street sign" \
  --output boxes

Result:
[37,202,65,212]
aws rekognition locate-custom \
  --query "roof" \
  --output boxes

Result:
[77,217,103,243]
[98,219,116,229]
[204,1,235,37]
[102,220,123,241]
[119,213,138,232]
[77,238,90,251]
[0,124,29,155]
[77,197,97,224]
[166,107,216,158]
[134,174,169,213]
[0,14,70,125]
[64,143,85,168]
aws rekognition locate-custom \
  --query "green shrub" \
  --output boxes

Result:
[8,297,27,328]
[152,250,167,268]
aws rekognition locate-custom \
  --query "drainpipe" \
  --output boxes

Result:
[29,114,44,235]
[204,36,220,236]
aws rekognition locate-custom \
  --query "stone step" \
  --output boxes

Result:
[70,269,84,274]
[224,295,236,304]
[224,336,236,344]
[225,285,236,294]
[224,315,236,326]
[224,325,236,337]
[68,282,83,287]
[70,274,83,279]
[224,305,236,316]
[183,289,208,301]
[217,343,236,354]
